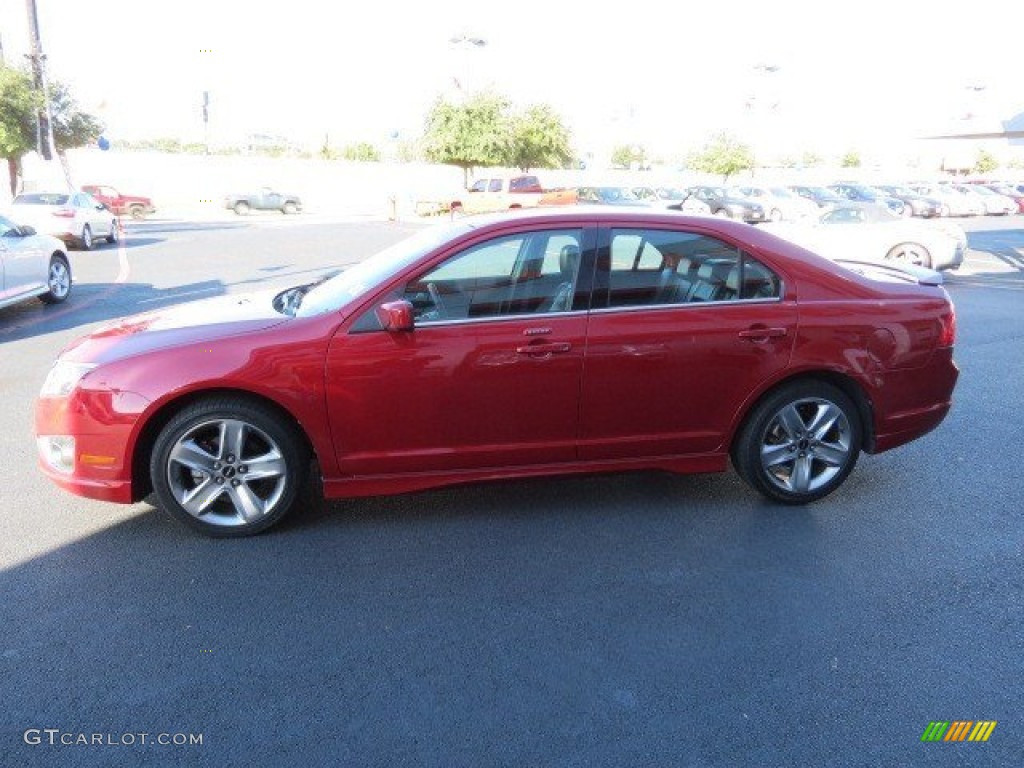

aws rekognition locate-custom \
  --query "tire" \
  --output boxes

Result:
[233,201,251,216]
[150,397,309,537]
[282,201,298,215]
[770,208,783,222]
[714,208,731,218]
[885,242,932,269]
[732,381,862,504]
[106,220,119,244]
[79,225,93,251]
[128,204,146,220]
[39,254,72,304]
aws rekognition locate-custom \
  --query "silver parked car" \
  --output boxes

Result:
[10,191,119,250]
[0,213,72,310]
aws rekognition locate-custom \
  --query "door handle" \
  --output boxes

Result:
[738,326,787,341]
[516,341,572,355]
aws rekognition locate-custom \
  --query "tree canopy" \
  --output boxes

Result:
[687,134,754,181]
[508,104,572,172]
[422,92,511,185]
[422,92,573,183]
[0,65,101,194]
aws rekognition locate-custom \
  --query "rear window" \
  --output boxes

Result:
[14,193,68,205]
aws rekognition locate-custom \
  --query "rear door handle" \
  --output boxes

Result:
[738,326,787,341]
[516,342,572,355]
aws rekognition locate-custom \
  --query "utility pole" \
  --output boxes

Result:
[24,0,57,161]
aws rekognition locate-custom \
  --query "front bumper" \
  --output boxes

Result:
[35,389,146,505]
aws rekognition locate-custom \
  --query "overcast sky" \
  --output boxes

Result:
[1,0,1019,158]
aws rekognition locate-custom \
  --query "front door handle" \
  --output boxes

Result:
[516,341,572,355]
[738,326,787,341]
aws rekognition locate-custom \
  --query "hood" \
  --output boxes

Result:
[60,289,290,365]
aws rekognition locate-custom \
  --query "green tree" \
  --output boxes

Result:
[801,151,823,167]
[840,150,861,168]
[0,66,41,196]
[610,143,647,169]
[974,148,998,175]
[422,92,511,186]
[48,80,102,154]
[508,104,572,171]
[341,142,382,162]
[687,134,754,181]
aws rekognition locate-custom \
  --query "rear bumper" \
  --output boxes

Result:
[870,347,959,453]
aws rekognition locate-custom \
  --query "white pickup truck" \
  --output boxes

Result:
[416,175,574,216]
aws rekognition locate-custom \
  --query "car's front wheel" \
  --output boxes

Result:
[733,381,862,504]
[150,397,309,537]
[233,201,250,215]
[106,220,119,244]
[39,254,72,304]
[282,201,298,214]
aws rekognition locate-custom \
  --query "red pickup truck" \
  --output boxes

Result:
[81,185,157,219]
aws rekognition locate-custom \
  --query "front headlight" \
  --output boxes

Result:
[40,361,97,398]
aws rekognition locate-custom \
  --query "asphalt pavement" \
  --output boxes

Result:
[0,213,1021,767]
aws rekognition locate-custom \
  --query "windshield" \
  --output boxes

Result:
[295,220,471,317]
[769,187,796,198]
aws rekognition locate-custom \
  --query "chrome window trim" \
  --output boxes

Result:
[590,295,784,316]
[415,309,590,328]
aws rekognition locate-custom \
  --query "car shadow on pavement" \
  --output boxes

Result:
[964,228,1024,273]
[0,279,228,344]
[0,468,824,765]
[124,221,249,235]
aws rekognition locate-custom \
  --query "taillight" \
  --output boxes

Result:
[52,208,76,218]
[938,306,956,347]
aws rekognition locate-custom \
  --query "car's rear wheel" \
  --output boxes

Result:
[129,204,146,220]
[150,397,309,537]
[106,220,119,244]
[770,208,782,222]
[233,201,250,215]
[282,201,298,214]
[715,208,731,218]
[39,254,72,304]
[885,242,932,268]
[79,225,93,251]
[733,381,862,504]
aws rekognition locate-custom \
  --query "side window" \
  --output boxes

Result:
[488,179,503,192]
[402,229,583,323]
[604,229,780,308]
[469,179,487,193]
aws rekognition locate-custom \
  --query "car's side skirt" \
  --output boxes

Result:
[322,453,728,499]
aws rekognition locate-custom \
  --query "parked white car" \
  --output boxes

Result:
[952,183,1016,216]
[729,185,819,221]
[761,202,966,271]
[0,213,72,310]
[910,184,985,217]
[10,191,119,250]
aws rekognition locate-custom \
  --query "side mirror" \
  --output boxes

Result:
[375,300,414,332]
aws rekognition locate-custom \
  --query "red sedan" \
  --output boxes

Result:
[36,210,958,537]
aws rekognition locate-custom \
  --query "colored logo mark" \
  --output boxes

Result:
[921,721,997,742]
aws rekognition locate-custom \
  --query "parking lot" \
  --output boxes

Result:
[1,213,1021,766]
